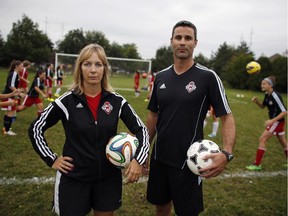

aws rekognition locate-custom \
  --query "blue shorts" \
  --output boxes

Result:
[147,157,204,216]
[53,171,122,216]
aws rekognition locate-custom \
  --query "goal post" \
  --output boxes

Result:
[55,53,152,75]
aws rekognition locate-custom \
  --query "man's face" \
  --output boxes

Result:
[170,26,198,60]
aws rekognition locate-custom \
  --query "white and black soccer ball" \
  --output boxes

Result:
[106,132,139,169]
[187,139,220,175]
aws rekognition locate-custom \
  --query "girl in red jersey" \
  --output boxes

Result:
[18,60,31,94]
[17,69,47,116]
[144,71,155,102]
[246,76,287,171]
[1,60,25,135]
[134,70,140,97]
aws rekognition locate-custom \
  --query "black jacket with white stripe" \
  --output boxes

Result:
[28,89,149,182]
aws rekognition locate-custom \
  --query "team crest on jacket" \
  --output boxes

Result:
[102,101,113,114]
[186,81,197,93]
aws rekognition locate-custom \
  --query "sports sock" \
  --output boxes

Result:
[4,115,12,132]
[56,88,61,95]
[212,121,219,135]
[254,147,266,166]
[203,120,207,128]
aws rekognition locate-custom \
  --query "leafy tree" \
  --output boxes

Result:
[109,42,124,57]
[246,57,272,91]
[225,53,253,89]
[210,42,236,76]
[271,56,287,92]
[5,14,53,64]
[194,53,211,68]
[85,31,110,53]
[151,46,173,72]
[0,32,6,65]
[57,29,87,54]
[122,43,141,59]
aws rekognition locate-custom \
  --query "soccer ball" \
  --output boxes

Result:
[141,73,147,79]
[106,132,139,169]
[246,61,261,74]
[187,139,220,175]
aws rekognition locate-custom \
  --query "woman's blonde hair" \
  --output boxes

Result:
[71,44,114,94]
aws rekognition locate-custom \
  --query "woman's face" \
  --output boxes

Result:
[15,63,24,73]
[81,52,104,87]
[39,72,46,81]
[261,80,272,92]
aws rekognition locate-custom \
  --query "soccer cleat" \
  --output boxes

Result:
[3,128,17,136]
[144,99,149,102]
[48,98,55,102]
[6,130,17,136]
[208,133,216,138]
[246,164,262,171]
[54,93,60,97]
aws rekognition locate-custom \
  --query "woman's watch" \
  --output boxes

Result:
[221,150,234,162]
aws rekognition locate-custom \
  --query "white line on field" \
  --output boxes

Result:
[0,171,286,185]
[228,98,248,104]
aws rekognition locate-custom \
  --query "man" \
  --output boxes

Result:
[145,20,236,216]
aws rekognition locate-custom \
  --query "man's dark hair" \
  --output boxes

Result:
[172,20,197,40]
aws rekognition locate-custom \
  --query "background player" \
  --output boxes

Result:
[45,63,54,101]
[17,69,47,116]
[144,71,155,102]
[134,70,141,97]
[18,60,31,94]
[204,106,219,138]
[1,60,25,135]
[54,64,65,97]
[246,76,287,171]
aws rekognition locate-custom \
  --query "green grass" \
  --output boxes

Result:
[0,70,287,215]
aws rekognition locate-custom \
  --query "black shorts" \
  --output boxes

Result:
[53,171,122,216]
[147,157,204,216]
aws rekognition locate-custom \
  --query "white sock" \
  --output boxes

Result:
[56,88,61,95]
[212,121,219,135]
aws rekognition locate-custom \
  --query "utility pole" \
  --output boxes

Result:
[249,27,254,48]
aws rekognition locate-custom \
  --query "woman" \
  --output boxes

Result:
[17,69,47,116]
[29,44,149,216]
[1,60,25,136]
[246,76,287,171]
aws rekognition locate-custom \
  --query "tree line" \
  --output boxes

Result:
[0,14,286,92]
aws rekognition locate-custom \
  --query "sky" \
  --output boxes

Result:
[0,0,287,60]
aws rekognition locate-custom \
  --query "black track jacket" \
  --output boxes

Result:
[29,89,149,182]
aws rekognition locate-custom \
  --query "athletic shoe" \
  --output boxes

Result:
[3,128,17,136]
[54,93,60,97]
[48,98,55,102]
[6,130,17,136]
[144,99,149,102]
[246,164,262,171]
[208,133,216,138]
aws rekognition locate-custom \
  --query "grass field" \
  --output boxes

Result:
[0,70,287,216]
